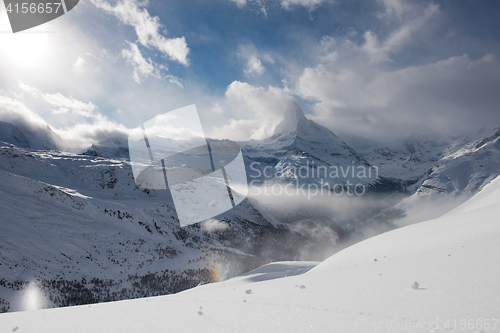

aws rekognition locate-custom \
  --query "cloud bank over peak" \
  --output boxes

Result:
[208,81,298,141]
[13,82,130,151]
[0,96,63,150]
[297,53,500,142]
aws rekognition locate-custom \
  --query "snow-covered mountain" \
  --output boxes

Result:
[1,106,499,314]
[2,175,498,332]
[358,127,500,227]
[413,127,500,197]
[358,132,455,180]
[240,103,375,187]
[82,137,130,160]
[233,105,420,238]
[0,122,30,149]
[0,142,312,312]
[360,127,500,198]
[1,104,395,313]
[0,121,62,151]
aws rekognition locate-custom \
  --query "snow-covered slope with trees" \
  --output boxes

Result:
[1,175,499,332]
[0,142,309,312]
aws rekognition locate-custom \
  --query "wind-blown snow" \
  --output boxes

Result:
[1,176,499,332]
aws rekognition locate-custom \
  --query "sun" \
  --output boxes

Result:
[0,10,52,70]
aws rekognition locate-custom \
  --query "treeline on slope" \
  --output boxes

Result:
[0,268,213,310]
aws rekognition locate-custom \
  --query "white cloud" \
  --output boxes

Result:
[121,41,160,84]
[208,81,297,141]
[14,83,131,151]
[90,0,189,66]
[296,53,500,142]
[120,42,181,85]
[165,75,184,88]
[53,108,69,115]
[17,82,39,95]
[244,56,265,76]
[229,0,248,7]
[0,96,48,129]
[42,94,98,118]
[244,1,497,144]
[280,0,333,10]
[237,44,274,76]
[377,0,405,19]
[73,57,86,72]
[211,102,224,114]
[234,0,267,15]
[201,219,229,232]
[230,0,331,12]
[0,96,63,150]
[54,120,130,151]
[362,3,439,62]
[19,82,100,119]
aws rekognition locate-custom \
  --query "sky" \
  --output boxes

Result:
[0,0,500,150]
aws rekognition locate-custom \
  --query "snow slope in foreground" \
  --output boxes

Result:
[1,177,500,332]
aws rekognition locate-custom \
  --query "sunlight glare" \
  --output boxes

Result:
[0,10,52,69]
[22,281,46,311]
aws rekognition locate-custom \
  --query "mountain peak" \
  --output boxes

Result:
[0,121,30,148]
[82,136,129,159]
[270,102,339,144]
[273,102,306,134]
[0,120,62,150]
[272,102,322,139]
